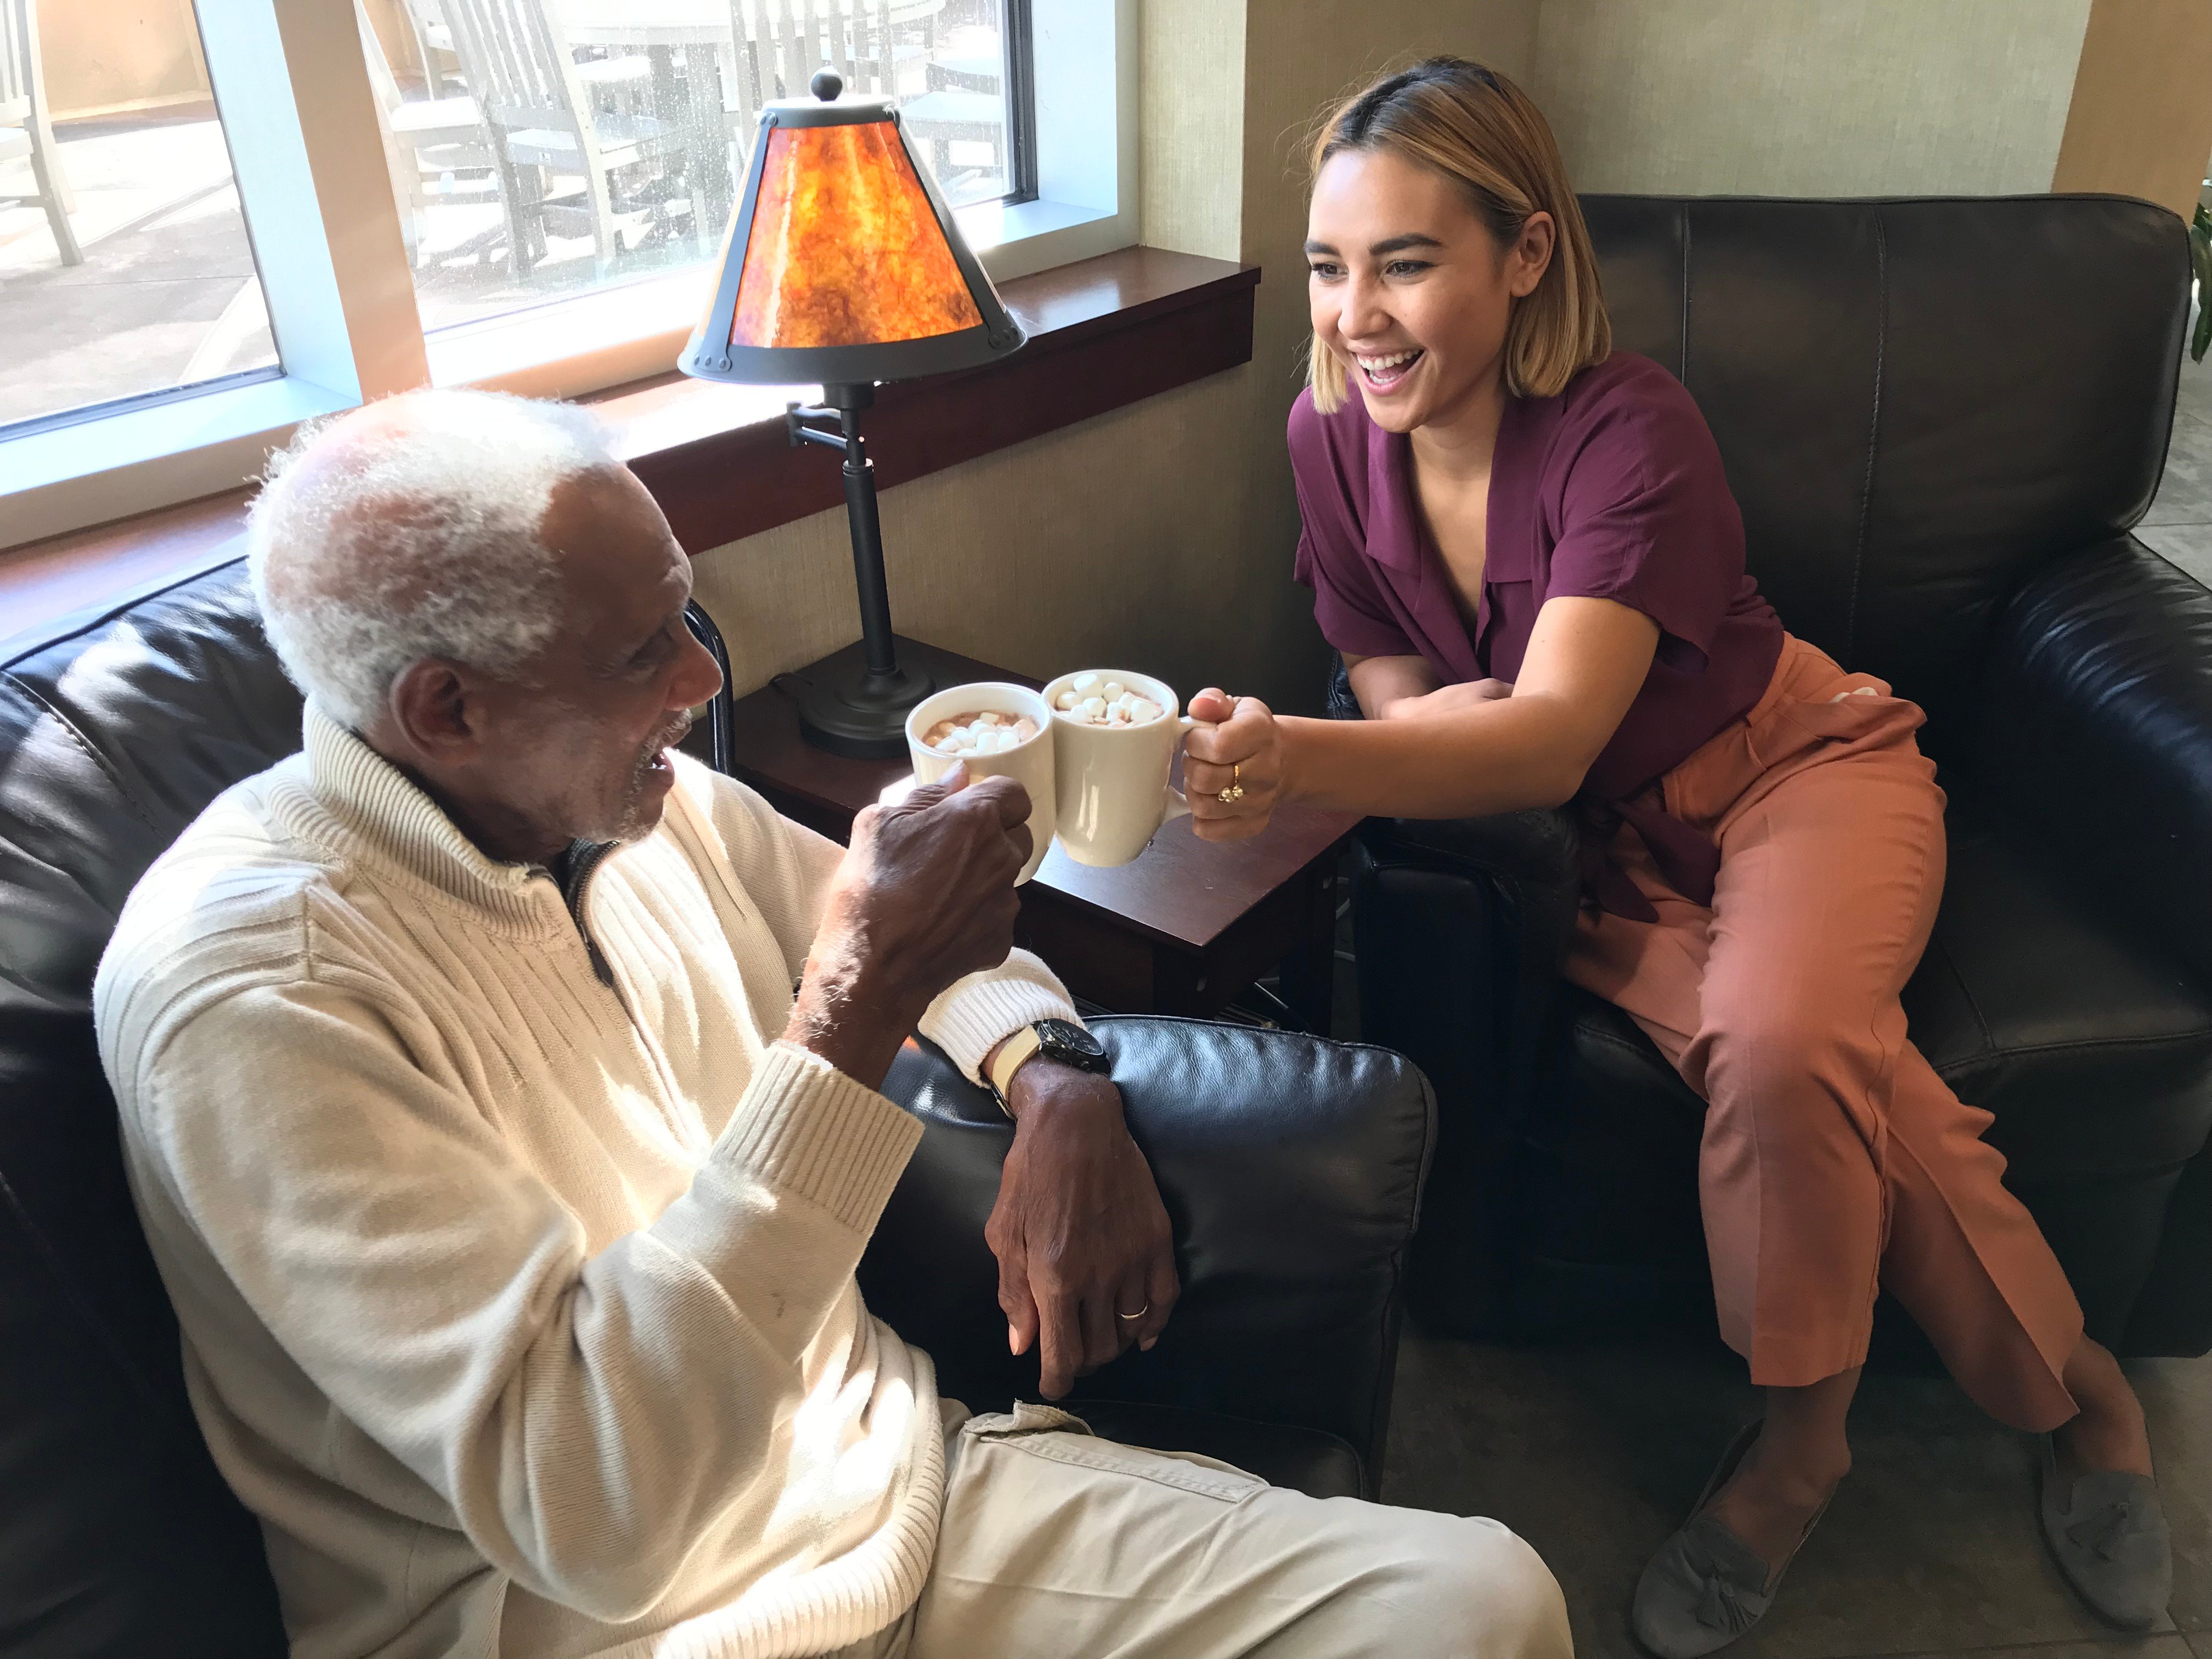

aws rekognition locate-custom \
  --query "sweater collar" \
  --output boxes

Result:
[302,704,560,930]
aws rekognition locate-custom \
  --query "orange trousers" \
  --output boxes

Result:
[1565,634,2083,1430]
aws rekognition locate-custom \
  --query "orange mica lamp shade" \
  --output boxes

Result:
[681,75,1024,387]
[731,123,983,351]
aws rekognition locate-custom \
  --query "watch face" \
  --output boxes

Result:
[1036,1019,1108,1068]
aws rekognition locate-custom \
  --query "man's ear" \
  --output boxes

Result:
[385,658,486,764]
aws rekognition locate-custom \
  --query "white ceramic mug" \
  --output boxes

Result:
[1042,668,1199,867]
[902,682,1057,884]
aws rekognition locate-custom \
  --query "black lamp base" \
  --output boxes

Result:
[791,636,943,758]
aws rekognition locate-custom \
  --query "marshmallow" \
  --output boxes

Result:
[926,707,1047,758]
[1051,672,1168,727]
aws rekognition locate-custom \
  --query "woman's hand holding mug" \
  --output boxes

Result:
[1184,689,1283,842]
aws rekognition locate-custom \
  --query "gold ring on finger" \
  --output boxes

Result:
[1117,1303,1150,1321]
[1217,761,1245,805]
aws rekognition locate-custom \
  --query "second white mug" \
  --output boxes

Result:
[1043,669,1197,867]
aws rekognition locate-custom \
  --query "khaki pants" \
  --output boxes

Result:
[830,1402,1572,1659]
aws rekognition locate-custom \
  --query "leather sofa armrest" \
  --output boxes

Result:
[1323,652,1583,961]
[859,1017,1434,1495]
[1372,807,1582,910]
[1979,537,2212,981]
[1325,651,1362,719]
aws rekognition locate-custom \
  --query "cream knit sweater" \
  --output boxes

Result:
[95,708,1078,1659]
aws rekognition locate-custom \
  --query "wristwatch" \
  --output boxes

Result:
[985,1018,1110,1116]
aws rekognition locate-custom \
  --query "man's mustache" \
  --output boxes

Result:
[637,712,694,771]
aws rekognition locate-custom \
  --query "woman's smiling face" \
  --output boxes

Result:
[1306,147,1554,434]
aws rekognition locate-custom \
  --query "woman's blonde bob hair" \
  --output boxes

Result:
[1306,58,1609,414]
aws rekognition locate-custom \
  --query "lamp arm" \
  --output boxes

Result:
[786,403,850,453]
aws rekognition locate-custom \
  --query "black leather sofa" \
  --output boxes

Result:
[0,561,1435,1657]
[1348,194,2212,1361]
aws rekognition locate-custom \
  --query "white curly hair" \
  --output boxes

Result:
[247,390,620,732]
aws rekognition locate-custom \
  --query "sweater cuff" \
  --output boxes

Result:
[917,947,1082,1084]
[718,1043,923,1234]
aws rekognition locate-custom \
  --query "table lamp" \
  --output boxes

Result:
[680,69,1027,757]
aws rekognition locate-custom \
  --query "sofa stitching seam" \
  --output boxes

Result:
[1678,202,1691,383]
[1846,210,1887,662]
[1933,938,1998,1057]
[1932,1028,2212,1064]
[1576,1014,2212,1067]
[0,670,161,834]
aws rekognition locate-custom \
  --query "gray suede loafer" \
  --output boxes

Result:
[2040,1435,2172,1628]
[1632,1422,1835,1659]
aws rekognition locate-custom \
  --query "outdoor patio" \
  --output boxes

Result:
[0,0,1012,434]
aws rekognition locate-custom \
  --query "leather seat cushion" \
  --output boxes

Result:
[1520,787,2212,1280]
[1065,1401,1367,1502]
[1902,785,2212,1180]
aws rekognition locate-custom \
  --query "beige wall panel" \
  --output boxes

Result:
[38,0,211,121]
[1142,0,1247,260]
[2051,0,2212,219]
[1531,0,2092,198]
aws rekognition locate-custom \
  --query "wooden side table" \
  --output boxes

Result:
[723,637,1362,1029]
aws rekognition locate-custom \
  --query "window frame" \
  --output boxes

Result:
[0,0,1138,554]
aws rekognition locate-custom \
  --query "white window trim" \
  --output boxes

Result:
[0,0,1136,553]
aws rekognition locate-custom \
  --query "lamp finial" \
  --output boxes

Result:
[811,68,843,101]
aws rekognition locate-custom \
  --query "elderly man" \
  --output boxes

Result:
[95,390,1568,1659]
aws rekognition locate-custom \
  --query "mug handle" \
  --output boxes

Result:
[1161,712,1199,826]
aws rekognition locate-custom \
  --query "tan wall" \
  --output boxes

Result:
[1141,0,1246,263]
[2051,0,2212,219]
[37,0,211,121]
[1529,0,2094,198]
[693,0,1543,715]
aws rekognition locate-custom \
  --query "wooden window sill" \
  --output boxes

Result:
[0,247,1259,653]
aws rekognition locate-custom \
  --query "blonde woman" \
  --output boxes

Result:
[1184,58,2171,1656]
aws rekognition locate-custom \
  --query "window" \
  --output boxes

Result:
[0,0,1132,550]
[385,0,1037,338]
[0,15,279,437]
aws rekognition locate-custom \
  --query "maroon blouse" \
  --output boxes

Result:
[1289,351,1784,918]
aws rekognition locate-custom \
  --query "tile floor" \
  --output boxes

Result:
[1369,343,2212,1657]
